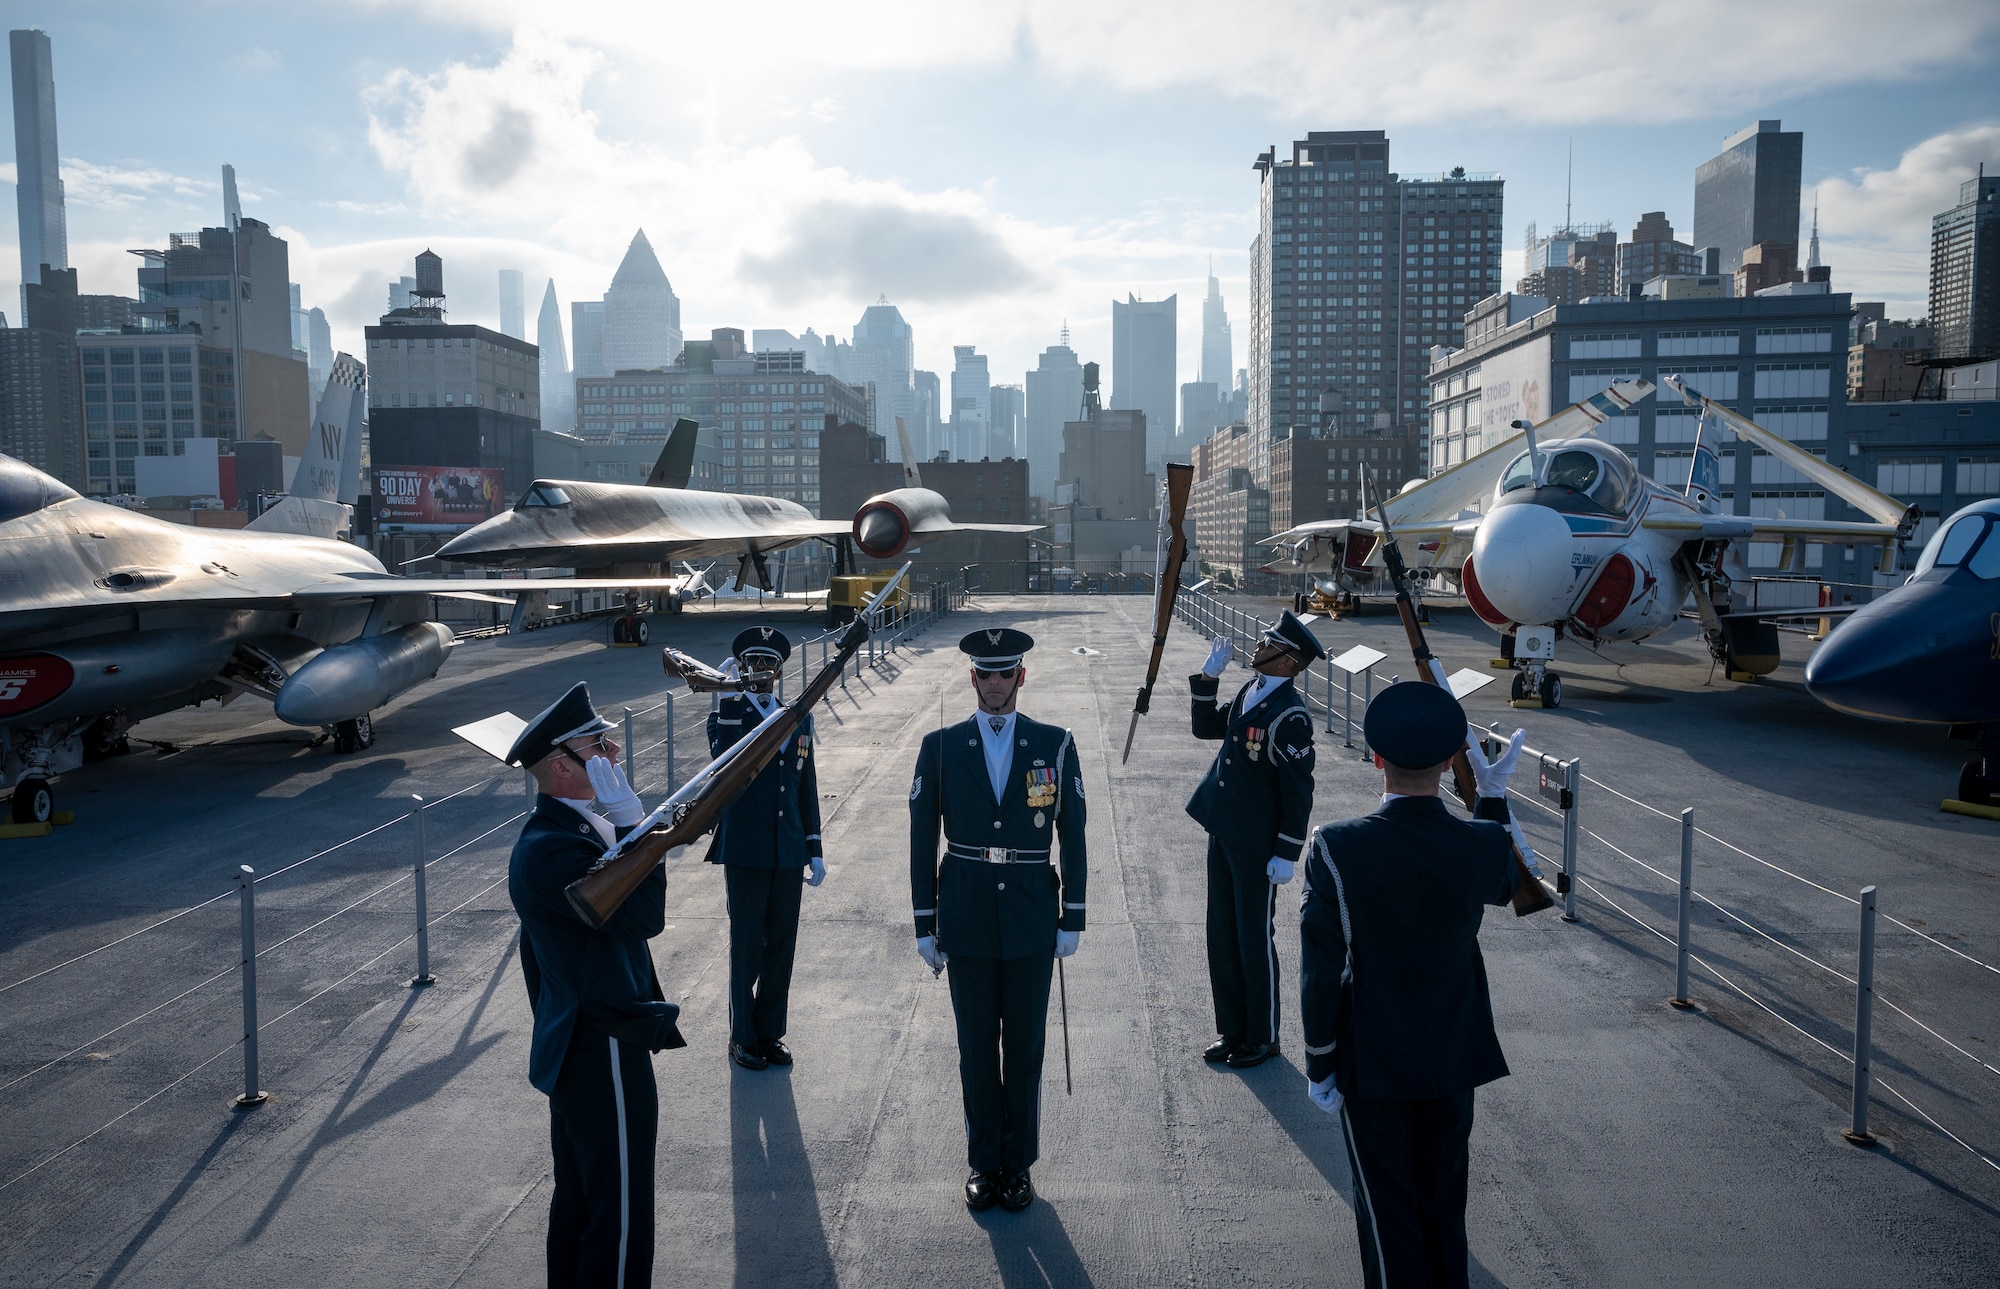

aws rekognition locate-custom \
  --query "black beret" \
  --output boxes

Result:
[732,625,792,663]
[1261,609,1328,662]
[959,627,1035,668]
[1363,681,1467,770]
[505,681,615,767]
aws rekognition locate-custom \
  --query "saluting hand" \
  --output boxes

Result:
[1202,636,1233,678]
[1464,725,1528,798]
[585,756,646,827]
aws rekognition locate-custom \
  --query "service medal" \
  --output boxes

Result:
[1034,810,1046,828]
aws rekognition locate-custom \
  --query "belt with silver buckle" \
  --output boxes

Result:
[946,842,1049,864]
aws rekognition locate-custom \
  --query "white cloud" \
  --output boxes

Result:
[390,0,2000,126]
[1816,123,1999,316]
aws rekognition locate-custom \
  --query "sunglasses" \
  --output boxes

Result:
[561,735,615,768]
[973,666,1018,680]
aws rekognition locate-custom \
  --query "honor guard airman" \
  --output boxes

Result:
[910,627,1087,1213]
[503,682,685,1289]
[1299,681,1527,1289]
[706,626,825,1071]
[1185,609,1326,1068]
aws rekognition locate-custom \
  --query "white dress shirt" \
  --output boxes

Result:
[1241,672,1285,713]
[557,797,616,846]
[975,709,1017,802]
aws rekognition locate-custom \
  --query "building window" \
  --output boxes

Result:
[1755,406,1829,441]
[1568,333,1641,360]
[1753,364,1831,399]
[1658,329,1739,357]
[1957,457,2000,497]
[1755,327,1833,354]
[1877,458,1943,496]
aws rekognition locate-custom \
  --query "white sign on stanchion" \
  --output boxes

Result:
[1330,645,1387,754]
[1442,669,1497,701]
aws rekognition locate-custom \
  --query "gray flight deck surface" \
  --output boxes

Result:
[1,595,1996,1287]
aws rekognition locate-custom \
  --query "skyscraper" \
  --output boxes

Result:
[912,369,941,462]
[10,29,66,298]
[1249,132,1501,459]
[571,301,606,379]
[851,298,914,458]
[1617,212,1702,294]
[1024,331,1083,499]
[1201,270,1233,386]
[498,268,525,339]
[1693,120,1804,275]
[307,306,333,402]
[1929,173,2000,361]
[538,280,574,433]
[600,230,682,371]
[989,383,1024,460]
[950,345,989,460]
[1111,293,1177,464]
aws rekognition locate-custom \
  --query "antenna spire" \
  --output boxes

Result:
[1564,139,1572,233]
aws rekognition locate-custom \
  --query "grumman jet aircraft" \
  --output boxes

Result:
[0,363,697,825]
[1266,377,1916,707]
[1804,495,2000,807]
[433,416,1039,581]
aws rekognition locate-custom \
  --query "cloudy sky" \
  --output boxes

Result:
[6,1,1998,395]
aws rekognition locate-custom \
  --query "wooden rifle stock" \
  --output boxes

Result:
[1123,463,1197,763]
[566,564,910,927]
[661,647,779,693]
[1368,473,1553,917]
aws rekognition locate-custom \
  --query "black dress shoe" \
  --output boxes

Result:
[730,1041,768,1070]
[757,1038,793,1066]
[998,1169,1035,1212]
[1202,1036,1238,1063]
[1225,1041,1278,1069]
[964,1170,999,1211]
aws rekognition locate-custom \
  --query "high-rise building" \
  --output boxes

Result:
[10,29,66,302]
[850,299,915,458]
[950,345,990,460]
[571,301,606,379]
[1023,332,1083,499]
[1111,293,1177,464]
[389,276,417,312]
[1181,380,1227,444]
[600,230,682,373]
[1517,223,1616,305]
[1201,270,1233,386]
[498,268,525,339]
[1693,120,1804,275]
[1617,212,1704,295]
[307,307,333,402]
[366,251,542,495]
[1251,133,1503,470]
[0,327,80,488]
[913,369,942,461]
[537,280,573,434]
[989,383,1024,460]
[1929,174,2000,360]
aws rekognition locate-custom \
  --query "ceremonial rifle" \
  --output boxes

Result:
[565,564,912,928]
[660,648,779,693]
[1363,469,1553,917]
[1122,462,1197,763]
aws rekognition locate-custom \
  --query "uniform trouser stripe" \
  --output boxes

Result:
[1265,881,1279,1044]
[609,1035,630,1287]
[1340,1101,1388,1288]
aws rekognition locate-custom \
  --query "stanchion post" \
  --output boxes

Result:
[1670,807,1696,1009]
[664,691,678,792]
[623,707,636,790]
[1560,758,1581,922]
[1323,663,1334,734]
[234,865,267,1108]
[1360,666,1375,761]
[1845,885,1879,1146]
[409,794,435,986]
[1343,671,1355,749]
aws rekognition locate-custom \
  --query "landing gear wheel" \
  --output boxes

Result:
[11,777,52,824]
[1959,760,1993,806]
[1540,672,1563,708]
[666,594,684,615]
[611,616,632,644]
[333,716,375,754]
[1511,672,1530,702]
[633,619,649,645]
[1294,592,1308,614]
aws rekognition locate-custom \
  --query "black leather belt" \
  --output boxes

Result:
[946,842,1050,864]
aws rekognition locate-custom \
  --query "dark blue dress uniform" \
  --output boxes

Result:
[909,709,1087,1179]
[1299,681,1518,1289]
[503,683,685,1289]
[707,688,821,1054]
[1185,671,1316,1049]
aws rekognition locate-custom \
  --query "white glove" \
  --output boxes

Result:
[1464,725,1527,799]
[1055,929,1080,958]
[806,854,826,887]
[718,656,741,681]
[917,935,948,973]
[1266,857,1295,885]
[585,755,645,826]
[1202,636,1233,678]
[1307,1073,1344,1115]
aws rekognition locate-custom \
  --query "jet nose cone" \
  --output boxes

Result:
[1470,503,1575,624]
[853,503,909,559]
[1804,587,1967,722]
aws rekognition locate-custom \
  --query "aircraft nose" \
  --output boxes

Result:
[1470,503,1575,624]
[1804,586,1968,722]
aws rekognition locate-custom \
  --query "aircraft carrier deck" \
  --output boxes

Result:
[2,594,1996,1287]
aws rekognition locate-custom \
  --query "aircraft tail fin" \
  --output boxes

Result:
[646,419,700,488]
[249,353,363,538]
[895,417,922,488]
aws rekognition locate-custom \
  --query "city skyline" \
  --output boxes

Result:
[0,7,1991,410]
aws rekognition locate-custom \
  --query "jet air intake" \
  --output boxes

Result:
[273,623,454,727]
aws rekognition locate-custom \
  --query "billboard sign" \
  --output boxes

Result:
[1476,332,1552,449]
[373,466,507,527]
